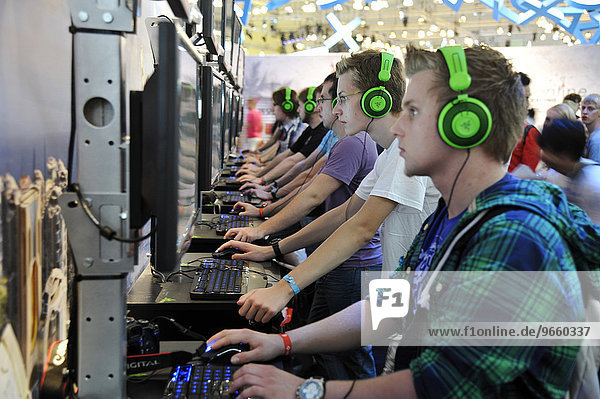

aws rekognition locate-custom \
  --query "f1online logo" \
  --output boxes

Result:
[369,279,410,330]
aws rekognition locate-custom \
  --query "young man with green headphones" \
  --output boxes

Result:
[206,45,600,398]
[237,86,328,188]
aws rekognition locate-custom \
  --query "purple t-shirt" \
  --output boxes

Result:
[319,131,382,268]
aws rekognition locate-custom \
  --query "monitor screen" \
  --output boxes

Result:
[223,0,233,68]
[231,12,242,81]
[132,22,200,272]
[176,44,199,257]
[200,0,223,55]
[222,85,232,158]
[198,66,225,191]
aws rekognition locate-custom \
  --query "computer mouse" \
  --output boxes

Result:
[201,343,250,364]
[212,247,244,259]
[229,208,242,215]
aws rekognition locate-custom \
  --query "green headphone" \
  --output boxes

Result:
[281,88,294,113]
[361,52,394,118]
[304,87,317,114]
[437,46,492,149]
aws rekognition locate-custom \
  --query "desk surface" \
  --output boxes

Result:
[127,254,281,338]
[191,213,263,252]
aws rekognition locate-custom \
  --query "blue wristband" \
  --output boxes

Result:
[283,275,300,295]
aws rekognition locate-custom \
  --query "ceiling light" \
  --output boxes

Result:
[398,11,405,19]
[302,3,316,12]
[389,32,396,38]
[426,31,433,36]
[585,31,592,39]
[377,20,384,26]
[364,5,369,10]
[540,33,546,41]
[449,38,456,45]
[497,26,504,35]
[295,42,305,50]
[419,40,425,46]
[464,37,474,46]
[353,1,363,10]
[403,0,413,6]
[418,17,425,23]
[361,20,367,26]
[259,51,265,56]
[356,33,363,41]
[447,29,455,38]
[441,37,448,46]
[402,30,408,38]
[430,24,439,32]
[552,31,560,40]
[334,4,343,10]
[440,29,446,37]
[458,15,466,23]
[418,30,425,38]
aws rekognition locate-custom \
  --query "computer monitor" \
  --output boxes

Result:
[198,66,225,191]
[222,85,233,158]
[167,0,201,23]
[223,0,233,70]
[231,92,241,147]
[231,12,242,82]
[130,22,200,273]
[200,0,224,56]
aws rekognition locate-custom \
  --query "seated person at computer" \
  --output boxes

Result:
[231,75,346,222]
[240,88,306,167]
[207,45,600,399]
[217,48,438,323]
[232,73,383,380]
[237,86,329,186]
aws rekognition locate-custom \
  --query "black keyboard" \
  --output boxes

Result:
[162,362,240,399]
[190,259,247,299]
[220,192,247,204]
[215,215,250,236]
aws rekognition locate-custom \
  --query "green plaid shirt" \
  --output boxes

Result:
[398,175,600,398]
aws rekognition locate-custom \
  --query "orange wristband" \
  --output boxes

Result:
[280,333,292,355]
[260,177,265,185]
[259,207,264,217]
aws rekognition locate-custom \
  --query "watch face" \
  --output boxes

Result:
[300,380,323,399]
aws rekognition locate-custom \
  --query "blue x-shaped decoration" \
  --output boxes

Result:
[323,13,362,52]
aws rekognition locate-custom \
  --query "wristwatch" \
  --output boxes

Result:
[296,377,326,399]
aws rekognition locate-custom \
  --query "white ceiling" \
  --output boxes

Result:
[239,0,597,54]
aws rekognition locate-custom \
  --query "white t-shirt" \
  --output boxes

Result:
[355,138,440,273]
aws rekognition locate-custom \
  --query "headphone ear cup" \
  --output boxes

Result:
[438,97,492,149]
[281,99,294,113]
[304,99,316,114]
[361,86,392,118]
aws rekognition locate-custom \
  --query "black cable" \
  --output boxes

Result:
[157,14,175,24]
[150,316,207,341]
[247,269,280,281]
[165,271,194,282]
[67,36,76,186]
[70,183,155,243]
[446,149,471,213]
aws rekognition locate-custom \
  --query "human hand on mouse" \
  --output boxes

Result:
[206,328,285,365]
[231,202,260,218]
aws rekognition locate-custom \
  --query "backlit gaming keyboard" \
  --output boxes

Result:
[162,362,240,399]
[220,191,247,204]
[190,259,247,299]
[215,215,250,236]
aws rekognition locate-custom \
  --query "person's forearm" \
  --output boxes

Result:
[258,175,333,235]
[257,151,289,176]
[278,202,348,253]
[289,300,364,354]
[256,128,281,152]
[277,170,312,197]
[276,150,322,186]
[262,154,302,183]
